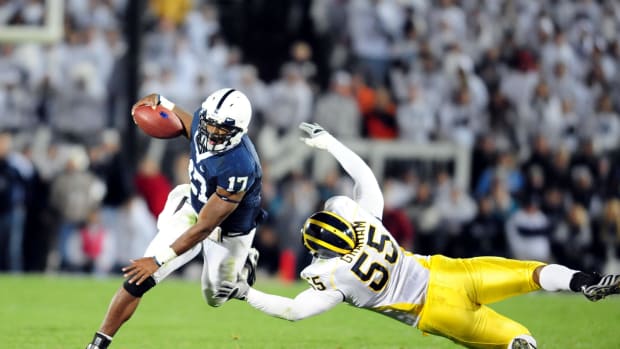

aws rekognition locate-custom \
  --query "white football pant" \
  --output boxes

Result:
[143,184,255,307]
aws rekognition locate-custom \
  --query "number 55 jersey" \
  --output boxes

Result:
[300,195,430,327]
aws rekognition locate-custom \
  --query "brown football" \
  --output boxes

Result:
[132,105,184,139]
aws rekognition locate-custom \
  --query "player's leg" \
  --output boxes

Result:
[535,263,620,301]
[200,228,256,306]
[86,185,200,349]
[418,255,536,349]
[457,256,545,305]
[459,305,537,349]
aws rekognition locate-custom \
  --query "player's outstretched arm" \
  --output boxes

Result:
[217,280,343,321]
[299,122,384,218]
[131,93,192,139]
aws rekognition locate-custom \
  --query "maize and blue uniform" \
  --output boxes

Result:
[245,133,542,348]
[299,195,543,348]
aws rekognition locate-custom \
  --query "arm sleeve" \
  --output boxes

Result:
[245,287,344,321]
[328,140,384,218]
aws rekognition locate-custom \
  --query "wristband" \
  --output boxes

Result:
[154,246,177,266]
[158,95,175,110]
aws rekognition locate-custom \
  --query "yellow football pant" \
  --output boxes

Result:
[417,255,545,349]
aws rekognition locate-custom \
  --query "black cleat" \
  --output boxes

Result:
[582,274,620,302]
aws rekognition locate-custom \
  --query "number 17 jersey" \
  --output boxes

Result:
[300,195,430,327]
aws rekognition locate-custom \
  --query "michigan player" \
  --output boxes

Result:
[218,122,620,349]
[86,89,265,349]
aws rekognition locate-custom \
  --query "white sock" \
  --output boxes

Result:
[95,331,113,342]
[538,264,578,291]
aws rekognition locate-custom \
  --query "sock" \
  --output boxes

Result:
[87,332,112,349]
[538,264,578,291]
[568,271,601,292]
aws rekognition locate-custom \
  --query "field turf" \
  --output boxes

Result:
[1,274,619,349]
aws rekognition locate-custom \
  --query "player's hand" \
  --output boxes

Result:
[131,93,159,116]
[122,257,160,285]
[299,122,336,150]
[216,279,250,301]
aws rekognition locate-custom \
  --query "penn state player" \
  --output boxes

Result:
[86,88,264,349]
[218,122,620,349]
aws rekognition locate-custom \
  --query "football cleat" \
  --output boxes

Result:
[240,248,259,286]
[511,338,536,349]
[582,274,620,302]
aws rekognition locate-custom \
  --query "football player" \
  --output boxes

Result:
[217,122,620,349]
[86,88,265,349]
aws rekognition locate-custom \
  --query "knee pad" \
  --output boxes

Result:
[508,335,537,349]
[123,277,156,297]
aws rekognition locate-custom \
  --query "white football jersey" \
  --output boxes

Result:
[300,196,430,327]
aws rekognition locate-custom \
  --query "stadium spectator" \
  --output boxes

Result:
[64,209,116,275]
[434,184,478,256]
[475,151,524,199]
[463,195,508,257]
[111,195,158,274]
[0,131,26,271]
[437,87,480,148]
[362,86,397,139]
[395,84,436,144]
[252,223,281,277]
[264,63,313,135]
[49,145,106,271]
[133,156,172,218]
[505,196,552,262]
[589,94,620,153]
[551,203,594,271]
[600,199,620,274]
[313,70,361,140]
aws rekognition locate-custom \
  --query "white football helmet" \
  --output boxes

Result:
[197,88,252,153]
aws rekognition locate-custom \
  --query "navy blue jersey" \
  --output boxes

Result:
[188,109,263,233]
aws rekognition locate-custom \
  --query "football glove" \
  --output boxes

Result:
[216,279,249,301]
[299,122,337,150]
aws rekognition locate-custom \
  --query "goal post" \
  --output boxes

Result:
[0,0,64,43]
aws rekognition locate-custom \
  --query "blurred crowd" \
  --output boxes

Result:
[1,0,620,278]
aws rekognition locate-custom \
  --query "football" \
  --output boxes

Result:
[132,105,184,139]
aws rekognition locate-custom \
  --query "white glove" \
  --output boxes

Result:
[299,122,337,150]
[216,279,250,301]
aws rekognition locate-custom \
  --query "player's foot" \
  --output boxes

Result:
[511,338,536,349]
[582,274,620,302]
[241,248,260,286]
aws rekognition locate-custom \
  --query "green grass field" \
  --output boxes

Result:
[1,274,619,349]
